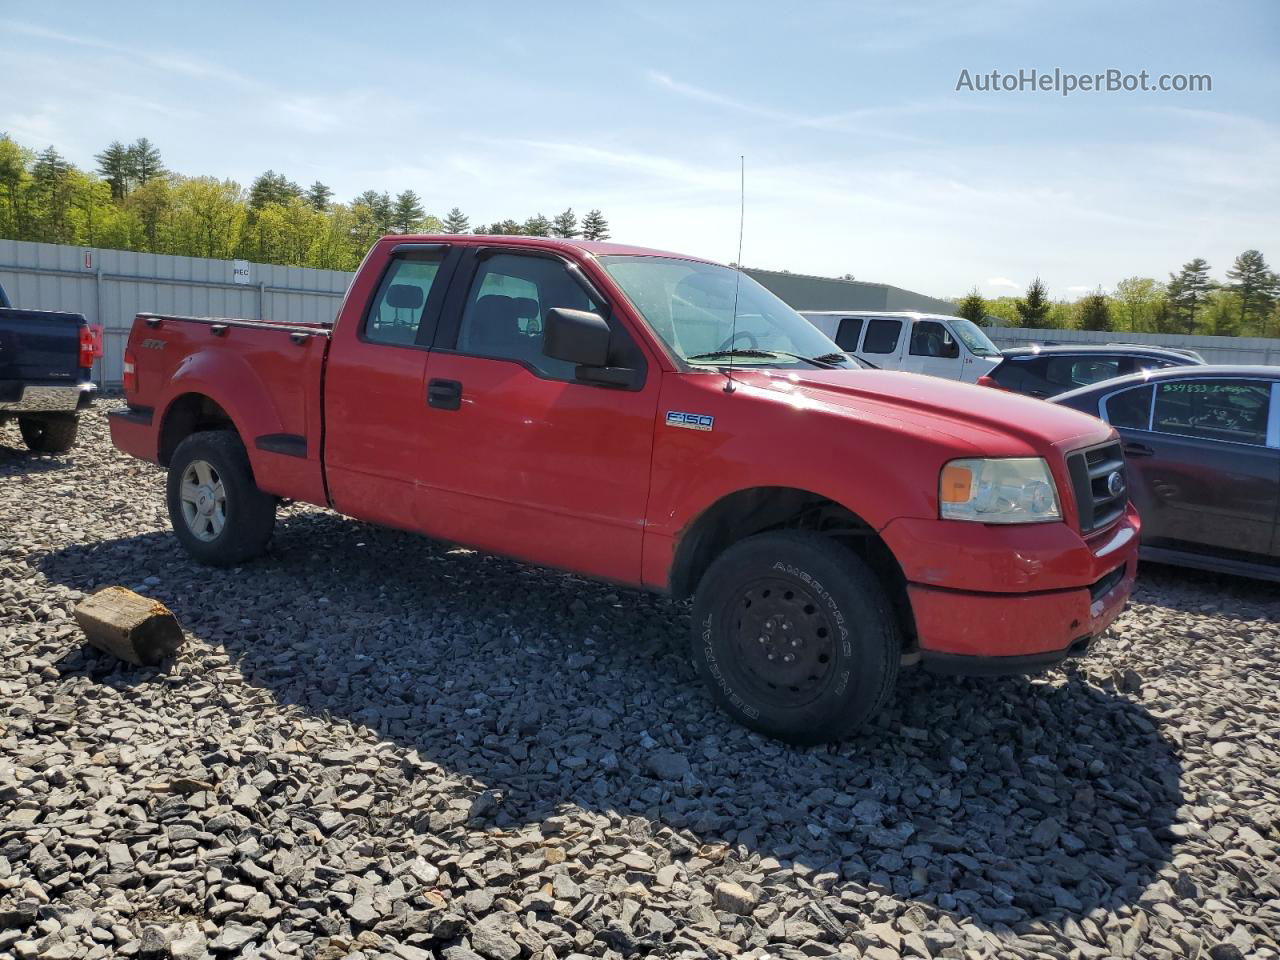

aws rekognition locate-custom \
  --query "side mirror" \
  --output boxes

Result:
[544,308,611,367]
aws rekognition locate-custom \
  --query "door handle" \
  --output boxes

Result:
[1122,441,1154,457]
[427,378,461,411]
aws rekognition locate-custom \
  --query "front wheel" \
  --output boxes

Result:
[19,414,78,453]
[691,531,900,745]
[166,431,276,566]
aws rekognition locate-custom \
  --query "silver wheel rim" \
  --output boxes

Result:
[179,459,226,542]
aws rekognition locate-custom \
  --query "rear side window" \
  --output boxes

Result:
[1153,379,1272,446]
[909,320,958,358]
[861,318,901,354]
[834,317,864,351]
[365,256,445,346]
[1105,385,1153,430]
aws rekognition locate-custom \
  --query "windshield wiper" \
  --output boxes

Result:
[687,349,845,369]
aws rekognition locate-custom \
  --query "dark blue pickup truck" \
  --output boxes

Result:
[0,281,99,453]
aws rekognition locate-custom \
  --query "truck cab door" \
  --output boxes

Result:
[417,249,658,584]
[322,243,459,527]
[904,319,963,380]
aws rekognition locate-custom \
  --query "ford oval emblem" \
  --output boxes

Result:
[1107,471,1126,498]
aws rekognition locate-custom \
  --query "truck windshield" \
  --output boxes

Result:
[599,256,847,368]
[950,318,1001,357]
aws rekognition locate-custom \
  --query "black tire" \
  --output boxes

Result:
[166,430,276,566]
[19,414,78,454]
[691,530,900,745]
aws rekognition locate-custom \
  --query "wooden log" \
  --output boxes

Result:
[74,587,184,666]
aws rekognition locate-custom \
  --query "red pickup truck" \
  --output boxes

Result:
[110,235,1139,743]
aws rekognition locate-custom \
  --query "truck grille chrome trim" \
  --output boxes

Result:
[1066,440,1127,534]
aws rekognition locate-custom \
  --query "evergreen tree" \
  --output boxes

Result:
[1226,249,1278,333]
[1015,276,1050,327]
[956,288,987,325]
[551,207,578,238]
[391,190,425,232]
[580,208,609,241]
[1168,258,1212,333]
[353,190,394,233]
[127,138,166,185]
[30,147,74,243]
[496,219,521,235]
[443,207,469,234]
[304,181,332,212]
[248,171,300,210]
[95,141,132,200]
[522,213,551,236]
[1077,289,1112,332]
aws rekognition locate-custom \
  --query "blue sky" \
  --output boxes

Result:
[2,0,1277,299]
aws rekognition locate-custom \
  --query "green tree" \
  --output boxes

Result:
[353,190,393,234]
[551,207,578,238]
[1225,250,1278,335]
[391,190,425,233]
[248,171,300,210]
[443,207,469,234]
[127,138,166,185]
[956,288,987,324]
[1015,277,1050,327]
[1202,289,1242,337]
[0,134,31,237]
[304,181,332,212]
[1168,258,1212,334]
[30,146,75,243]
[169,177,245,259]
[125,178,173,252]
[1076,289,1113,332]
[522,213,551,236]
[1113,277,1163,332]
[95,140,132,200]
[580,208,609,241]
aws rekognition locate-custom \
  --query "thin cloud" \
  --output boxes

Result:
[986,277,1020,288]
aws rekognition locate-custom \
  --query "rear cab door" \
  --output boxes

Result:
[322,241,461,527]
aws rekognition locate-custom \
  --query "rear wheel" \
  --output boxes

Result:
[19,414,78,454]
[166,431,276,566]
[691,531,899,744]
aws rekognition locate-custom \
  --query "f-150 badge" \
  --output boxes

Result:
[666,411,714,432]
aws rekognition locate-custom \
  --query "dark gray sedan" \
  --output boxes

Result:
[1053,365,1280,582]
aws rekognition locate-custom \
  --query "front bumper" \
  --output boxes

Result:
[0,382,96,414]
[886,505,1140,669]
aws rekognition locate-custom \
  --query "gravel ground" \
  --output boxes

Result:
[1,405,1278,960]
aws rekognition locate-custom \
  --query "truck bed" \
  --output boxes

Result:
[117,312,331,506]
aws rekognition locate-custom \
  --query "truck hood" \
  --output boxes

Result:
[733,368,1113,457]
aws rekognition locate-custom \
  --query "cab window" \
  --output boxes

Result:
[908,320,959,359]
[862,318,902,354]
[456,254,602,380]
[364,256,445,346]
[1152,379,1272,446]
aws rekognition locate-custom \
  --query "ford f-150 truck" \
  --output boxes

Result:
[110,235,1139,743]
[0,280,100,453]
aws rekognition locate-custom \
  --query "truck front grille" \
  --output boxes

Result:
[1066,441,1127,534]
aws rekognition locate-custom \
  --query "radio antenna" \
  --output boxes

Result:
[724,155,745,394]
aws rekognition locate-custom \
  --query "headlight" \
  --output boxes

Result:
[939,457,1061,524]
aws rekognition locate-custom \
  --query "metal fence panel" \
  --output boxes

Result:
[0,239,353,384]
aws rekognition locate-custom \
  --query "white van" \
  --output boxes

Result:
[799,311,1003,383]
